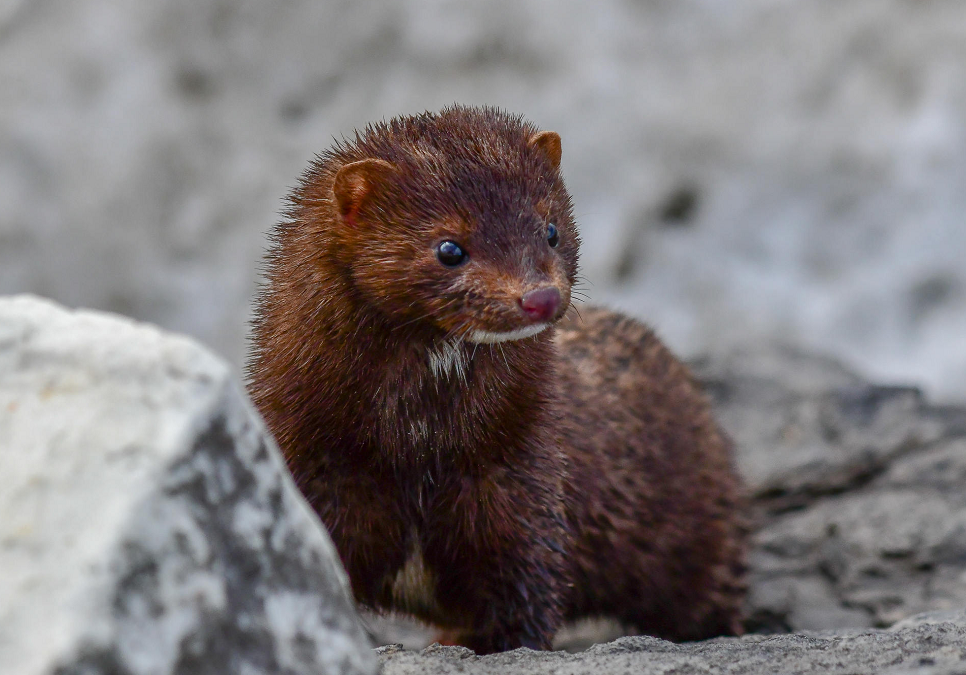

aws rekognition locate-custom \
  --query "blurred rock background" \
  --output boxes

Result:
[1,0,965,400]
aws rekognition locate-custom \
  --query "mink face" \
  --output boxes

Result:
[249,105,746,655]
[316,110,580,345]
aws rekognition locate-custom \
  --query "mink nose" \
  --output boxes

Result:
[519,287,561,323]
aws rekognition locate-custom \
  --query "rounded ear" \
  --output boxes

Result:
[528,130,562,171]
[332,158,397,221]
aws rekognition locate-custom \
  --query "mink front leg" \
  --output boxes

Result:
[300,469,410,606]
[424,460,571,653]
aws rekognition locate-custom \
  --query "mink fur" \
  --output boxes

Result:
[247,105,747,654]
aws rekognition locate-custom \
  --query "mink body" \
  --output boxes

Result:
[247,105,746,654]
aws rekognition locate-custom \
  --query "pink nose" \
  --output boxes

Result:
[519,287,561,323]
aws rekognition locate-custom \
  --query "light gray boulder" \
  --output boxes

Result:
[0,295,375,675]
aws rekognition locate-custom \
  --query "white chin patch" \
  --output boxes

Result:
[467,323,550,344]
[428,340,467,382]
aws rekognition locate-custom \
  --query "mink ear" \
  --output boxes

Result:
[528,131,562,171]
[332,159,397,221]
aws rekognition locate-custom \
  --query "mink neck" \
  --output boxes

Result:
[296,270,557,470]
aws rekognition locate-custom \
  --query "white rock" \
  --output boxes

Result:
[0,295,376,675]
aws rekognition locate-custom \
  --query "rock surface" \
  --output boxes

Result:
[0,295,375,675]
[2,0,966,400]
[693,346,966,635]
[378,610,966,675]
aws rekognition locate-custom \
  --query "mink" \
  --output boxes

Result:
[247,105,747,654]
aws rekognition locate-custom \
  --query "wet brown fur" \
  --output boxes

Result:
[247,105,746,653]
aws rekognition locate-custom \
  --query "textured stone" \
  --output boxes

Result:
[708,346,966,636]
[377,611,966,675]
[0,295,375,675]
[692,345,952,508]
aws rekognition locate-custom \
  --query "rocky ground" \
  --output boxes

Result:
[379,611,966,675]
[698,347,966,635]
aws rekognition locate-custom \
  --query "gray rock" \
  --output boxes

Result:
[692,345,951,508]
[377,611,966,675]
[703,345,966,636]
[0,295,375,675]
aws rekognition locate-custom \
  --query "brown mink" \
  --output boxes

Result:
[247,105,746,654]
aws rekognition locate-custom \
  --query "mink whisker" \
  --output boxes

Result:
[395,297,463,331]
[497,342,510,370]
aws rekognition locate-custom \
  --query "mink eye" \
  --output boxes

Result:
[547,223,560,248]
[436,240,467,267]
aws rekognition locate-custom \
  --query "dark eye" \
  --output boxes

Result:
[547,223,560,248]
[436,240,467,267]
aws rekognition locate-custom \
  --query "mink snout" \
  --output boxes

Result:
[520,287,561,322]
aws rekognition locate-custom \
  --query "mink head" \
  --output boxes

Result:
[300,106,580,344]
